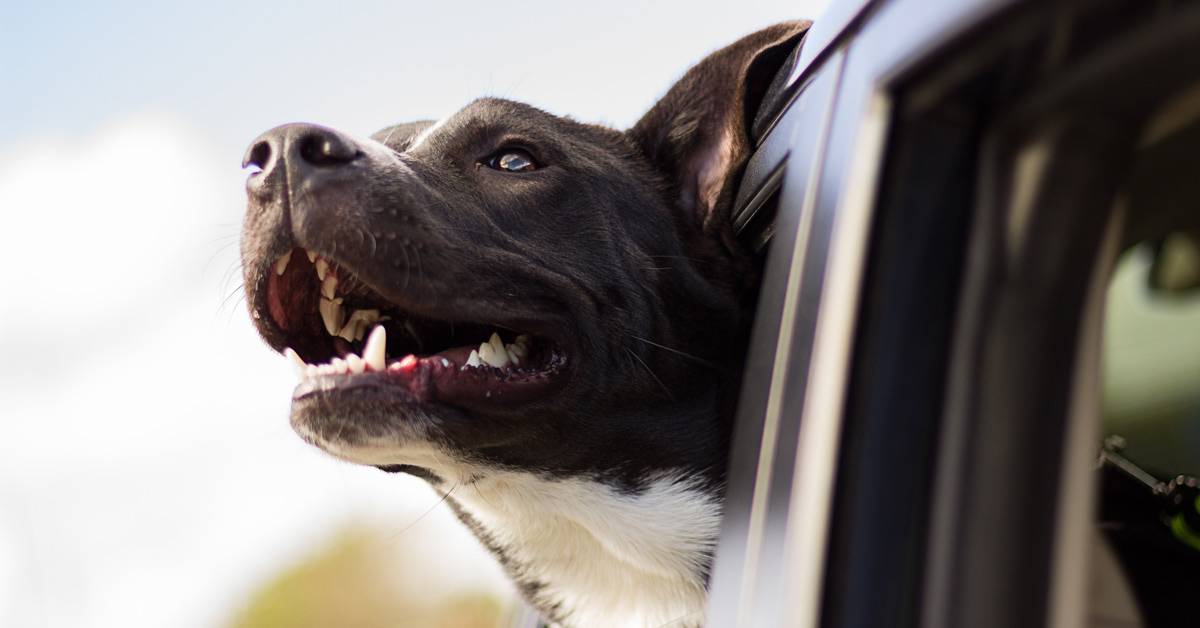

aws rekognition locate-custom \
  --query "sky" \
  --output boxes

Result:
[0,1,832,627]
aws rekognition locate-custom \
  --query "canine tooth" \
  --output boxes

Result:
[363,326,387,371]
[306,249,318,263]
[319,298,344,335]
[466,349,483,368]
[321,275,338,299]
[316,258,329,281]
[274,250,293,276]
[347,354,366,374]
[479,341,509,368]
[283,347,308,381]
[507,348,520,365]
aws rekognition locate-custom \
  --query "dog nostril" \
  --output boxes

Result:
[297,131,359,167]
[243,140,272,173]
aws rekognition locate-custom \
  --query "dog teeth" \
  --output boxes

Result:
[274,250,293,276]
[306,249,318,263]
[363,325,387,371]
[478,336,509,368]
[286,323,537,383]
[319,298,344,335]
[337,309,381,342]
[470,332,535,369]
[464,332,534,370]
[283,347,307,379]
[466,349,483,368]
[315,258,330,281]
[320,274,338,299]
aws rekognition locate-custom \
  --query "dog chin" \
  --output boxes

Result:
[289,394,442,465]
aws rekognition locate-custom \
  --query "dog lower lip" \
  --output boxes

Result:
[288,324,569,408]
[291,343,568,408]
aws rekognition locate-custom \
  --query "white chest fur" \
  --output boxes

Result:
[445,471,722,628]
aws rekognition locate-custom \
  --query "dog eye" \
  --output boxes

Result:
[485,149,538,173]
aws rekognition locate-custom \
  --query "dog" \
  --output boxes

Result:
[240,21,811,628]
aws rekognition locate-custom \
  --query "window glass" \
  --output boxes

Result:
[1104,235,1200,473]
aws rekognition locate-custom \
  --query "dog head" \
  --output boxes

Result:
[239,21,809,625]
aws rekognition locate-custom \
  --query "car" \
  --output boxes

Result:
[708,0,1200,626]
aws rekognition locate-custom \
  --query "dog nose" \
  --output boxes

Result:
[243,123,360,199]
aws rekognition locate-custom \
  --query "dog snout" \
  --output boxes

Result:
[242,123,361,200]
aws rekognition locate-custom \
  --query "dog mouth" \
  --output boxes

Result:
[261,247,568,408]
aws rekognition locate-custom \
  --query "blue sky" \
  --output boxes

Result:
[0,1,830,626]
[2,0,825,151]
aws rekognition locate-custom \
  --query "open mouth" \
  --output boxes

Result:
[262,247,568,407]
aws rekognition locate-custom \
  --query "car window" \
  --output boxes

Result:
[1103,239,1200,472]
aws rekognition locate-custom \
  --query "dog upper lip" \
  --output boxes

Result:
[265,245,569,348]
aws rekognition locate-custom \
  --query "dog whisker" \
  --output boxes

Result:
[214,287,248,328]
[386,482,460,541]
[218,284,246,312]
[428,224,491,236]
[365,229,378,259]
[625,347,673,399]
[631,336,719,370]
[218,266,243,304]
[647,255,705,263]
[412,243,426,295]
[470,480,497,509]
[399,242,412,291]
[654,613,699,628]
[381,125,399,147]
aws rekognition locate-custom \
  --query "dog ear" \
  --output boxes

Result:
[628,21,811,242]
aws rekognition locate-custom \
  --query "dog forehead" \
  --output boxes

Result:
[398,97,601,154]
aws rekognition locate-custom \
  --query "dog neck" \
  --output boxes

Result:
[437,469,721,628]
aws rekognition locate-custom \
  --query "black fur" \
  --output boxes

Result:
[240,21,811,626]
